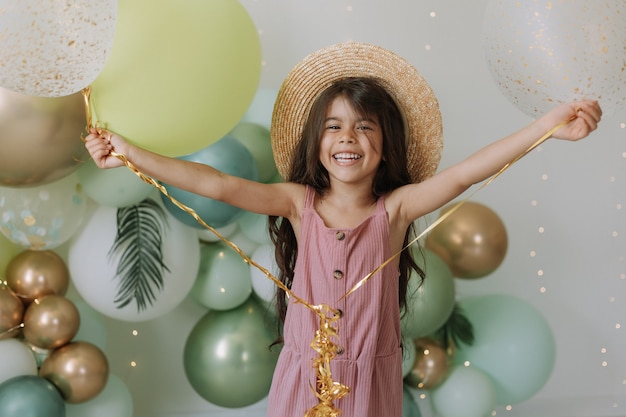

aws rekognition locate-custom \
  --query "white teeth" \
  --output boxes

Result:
[333,153,361,161]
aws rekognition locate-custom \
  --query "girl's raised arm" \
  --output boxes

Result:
[391,100,602,224]
[84,129,301,219]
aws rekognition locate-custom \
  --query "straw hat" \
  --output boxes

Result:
[270,41,443,183]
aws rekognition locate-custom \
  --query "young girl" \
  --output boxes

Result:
[84,42,601,417]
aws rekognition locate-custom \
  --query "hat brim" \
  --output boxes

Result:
[271,42,443,184]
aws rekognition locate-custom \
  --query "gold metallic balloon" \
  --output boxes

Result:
[404,337,449,390]
[0,86,88,187]
[0,285,24,339]
[23,294,80,350]
[40,341,109,404]
[6,250,70,302]
[425,202,508,279]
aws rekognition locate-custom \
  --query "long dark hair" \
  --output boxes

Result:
[268,77,425,338]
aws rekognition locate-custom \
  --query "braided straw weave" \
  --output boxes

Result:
[271,41,444,183]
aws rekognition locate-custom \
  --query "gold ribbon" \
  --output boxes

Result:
[81,87,575,416]
[82,88,347,414]
[340,114,576,301]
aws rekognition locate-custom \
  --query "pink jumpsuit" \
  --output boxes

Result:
[267,186,403,416]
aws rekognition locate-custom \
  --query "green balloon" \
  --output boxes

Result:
[454,294,556,405]
[183,297,279,408]
[190,242,253,311]
[0,375,65,417]
[229,122,278,183]
[401,248,456,338]
[402,385,422,417]
[0,233,20,275]
[430,365,495,417]
[77,160,153,208]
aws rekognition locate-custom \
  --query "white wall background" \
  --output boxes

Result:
[77,1,626,416]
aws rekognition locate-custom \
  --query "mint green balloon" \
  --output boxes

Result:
[403,385,422,417]
[77,160,153,208]
[401,335,417,378]
[183,297,279,408]
[66,374,133,417]
[454,294,556,405]
[430,365,495,417]
[190,242,252,311]
[237,210,270,245]
[401,248,456,338]
[229,122,277,183]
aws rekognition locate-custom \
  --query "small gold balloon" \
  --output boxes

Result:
[0,86,88,187]
[23,294,79,350]
[40,341,109,404]
[0,285,24,339]
[404,337,449,390]
[425,202,508,279]
[6,250,70,302]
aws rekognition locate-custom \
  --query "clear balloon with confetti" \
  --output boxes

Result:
[482,0,626,119]
[0,173,88,250]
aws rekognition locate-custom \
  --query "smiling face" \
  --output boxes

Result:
[318,95,384,186]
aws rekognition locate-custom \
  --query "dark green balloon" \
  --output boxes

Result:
[0,375,65,417]
[403,385,422,417]
[183,296,280,408]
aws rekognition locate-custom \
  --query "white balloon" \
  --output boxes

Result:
[0,339,38,384]
[250,243,279,304]
[482,0,626,119]
[0,0,118,97]
[66,374,133,417]
[68,199,200,321]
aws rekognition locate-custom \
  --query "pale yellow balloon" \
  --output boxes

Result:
[90,0,262,157]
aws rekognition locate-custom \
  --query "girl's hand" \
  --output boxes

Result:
[548,100,602,141]
[84,128,130,169]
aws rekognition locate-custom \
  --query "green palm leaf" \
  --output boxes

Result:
[432,303,474,351]
[108,198,171,312]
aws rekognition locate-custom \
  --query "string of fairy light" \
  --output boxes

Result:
[106,2,626,416]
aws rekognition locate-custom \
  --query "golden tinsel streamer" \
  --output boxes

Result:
[81,87,576,416]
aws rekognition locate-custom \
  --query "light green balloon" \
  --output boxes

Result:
[402,385,422,417]
[0,234,20,275]
[401,248,456,338]
[66,374,133,417]
[77,160,153,208]
[237,210,271,245]
[71,299,107,351]
[430,365,495,417]
[191,242,252,311]
[401,335,416,378]
[183,297,280,408]
[229,122,278,183]
[454,294,556,405]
